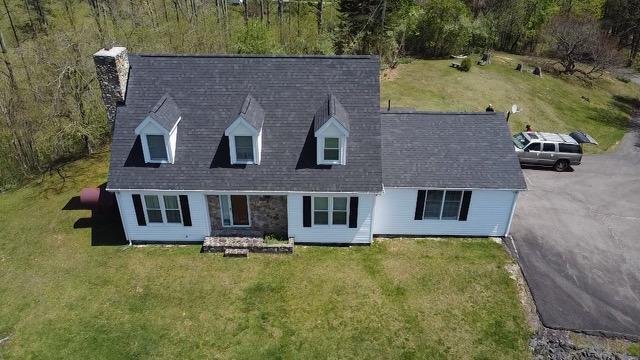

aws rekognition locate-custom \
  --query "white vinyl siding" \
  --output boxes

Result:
[116,191,210,242]
[288,194,374,243]
[373,188,518,236]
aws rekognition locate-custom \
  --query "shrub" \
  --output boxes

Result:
[460,57,473,72]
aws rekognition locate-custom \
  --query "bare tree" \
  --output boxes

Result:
[243,0,248,25]
[316,0,323,33]
[544,15,623,80]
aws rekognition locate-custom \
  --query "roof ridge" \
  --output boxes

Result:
[240,94,252,115]
[382,110,505,116]
[151,94,169,113]
[135,53,377,60]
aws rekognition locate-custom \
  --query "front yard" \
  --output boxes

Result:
[0,153,531,359]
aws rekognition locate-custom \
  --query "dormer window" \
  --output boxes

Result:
[314,94,349,165]
[134,94,181,164]
[225,95,264,165]
[234,136,255,162]
[146,135,168,161]
[323,137,340,162]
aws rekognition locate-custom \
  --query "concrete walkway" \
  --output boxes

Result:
[508,115,640,340]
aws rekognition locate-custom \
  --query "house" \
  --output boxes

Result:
[94,47,526,245]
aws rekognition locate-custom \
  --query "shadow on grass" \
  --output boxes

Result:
[62,183,127,246]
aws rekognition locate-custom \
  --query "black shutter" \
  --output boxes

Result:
[459,191,472,221]
[303,196,311,227]
[132,194,146,226]
[349,197,358,228]
[414,190,426,220]
[179,195,192,226]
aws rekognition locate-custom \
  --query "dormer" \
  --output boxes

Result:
[225,94,264,165]
[314,94,349,165]
[134,94,181,164]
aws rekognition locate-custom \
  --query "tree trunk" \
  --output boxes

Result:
[2,0,20,45]
[259,0,264,22]
[316,0,322,34]
[0,31,18,93]
[266,0,270,25]
[243,0,249,25]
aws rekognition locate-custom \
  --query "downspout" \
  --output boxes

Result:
[504,190,519,236]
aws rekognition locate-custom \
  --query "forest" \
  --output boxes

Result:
[0,0,639,188]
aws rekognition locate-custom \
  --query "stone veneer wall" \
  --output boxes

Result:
[206,195,288,236]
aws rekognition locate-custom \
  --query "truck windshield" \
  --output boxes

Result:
[512,133,530,149]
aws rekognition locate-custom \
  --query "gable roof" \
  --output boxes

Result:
[107,54,382,192]
[147,93,181,131]
[232,94,264,131]
[314,94,350,133]
[380,111,526,190]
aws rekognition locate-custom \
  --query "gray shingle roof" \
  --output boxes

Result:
[107,54,383,192]
[314,94,350,133]
[148,93,181,131]
[381,111,526,190]
[231,94,264,131]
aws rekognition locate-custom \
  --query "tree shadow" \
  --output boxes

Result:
[63,183,127,246]
[611,95,640,117]
[124,136,160,168]
[295,123,331,170]
[210,135,247,169]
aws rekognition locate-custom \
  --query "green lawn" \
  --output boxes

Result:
[381,53,640,153]
[0,153,531,359]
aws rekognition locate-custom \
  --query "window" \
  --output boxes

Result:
[424,190,444,219]
[314,197,329,225]
[313,196,348,225]
[143,194,183,224]
[526,142,540,151]
[163,195,182,223]
[146,135,168,161]
[543,143,556,152]
[220,195,232,226]
[324,138,340,161]
[332,197,348,225]
[423,190,464,220]
[144,195,163,223]
[235,136,254,162]
[441,191,462,220]
[559,143,581,154]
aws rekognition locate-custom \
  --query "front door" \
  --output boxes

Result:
[230,195,250,226]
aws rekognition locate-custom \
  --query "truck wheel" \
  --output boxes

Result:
[553,159,569,172]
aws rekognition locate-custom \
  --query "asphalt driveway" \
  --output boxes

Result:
[508,128,640,339]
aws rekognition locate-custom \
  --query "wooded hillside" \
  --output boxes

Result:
[0,0,638,188]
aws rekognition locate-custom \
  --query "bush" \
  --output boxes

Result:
[406,0,472,58]
[460,57,473,72]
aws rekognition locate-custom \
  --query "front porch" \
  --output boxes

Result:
[201,229,294,254]
[203,195,292,255]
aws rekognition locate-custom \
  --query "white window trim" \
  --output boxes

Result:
[422,189,465,221]
[141,194,184,226]
[225,117,261,165]
[135,116,179,164]
[315,117,349,166]
[312,196,349,227]
[219,195,252,227]
[229,135,258,165]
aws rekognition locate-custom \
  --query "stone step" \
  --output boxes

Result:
[224,248,249,258]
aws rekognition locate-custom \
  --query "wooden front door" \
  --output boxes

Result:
[230,195,249,226]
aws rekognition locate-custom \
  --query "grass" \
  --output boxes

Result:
[381,53,640,153]
[0,153,531,359]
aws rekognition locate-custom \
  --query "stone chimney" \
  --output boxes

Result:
[93,47,130,123]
